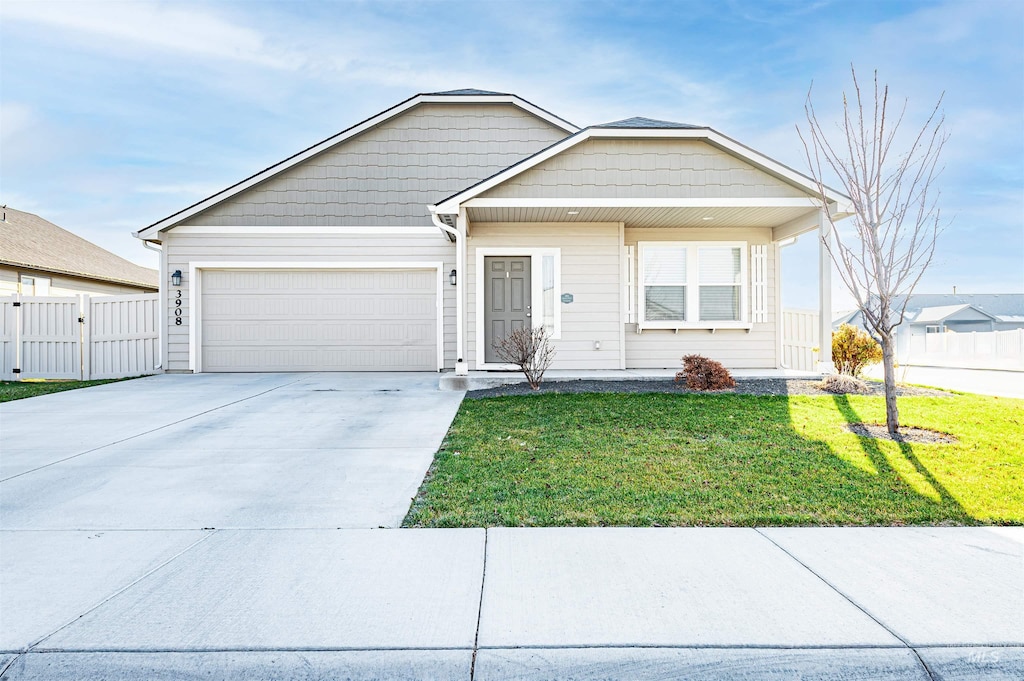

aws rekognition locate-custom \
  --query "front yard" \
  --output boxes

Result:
[403,391,1023,527]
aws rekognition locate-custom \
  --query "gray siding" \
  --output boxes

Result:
[164,230,455,372]
[624,227,779,369]
[467,223,622,370]
[480,138,808,200]
[188,103,568,226]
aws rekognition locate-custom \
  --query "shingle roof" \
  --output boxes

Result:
[428,89,509,96]
[595,116,703,129]
[0,207,158,289]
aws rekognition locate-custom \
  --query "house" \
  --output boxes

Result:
[1,206,158,296]
[835,293,1024,361]
[134,89,851,374]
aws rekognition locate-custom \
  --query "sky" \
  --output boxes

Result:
[1,0,1021,310]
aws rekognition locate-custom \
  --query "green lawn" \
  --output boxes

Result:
[403,392,1024,527]
[0,378,133,403]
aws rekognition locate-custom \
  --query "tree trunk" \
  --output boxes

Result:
[880,334,900,435]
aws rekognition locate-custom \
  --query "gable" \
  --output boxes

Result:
[478,138,811,201]
[184,102,569,228]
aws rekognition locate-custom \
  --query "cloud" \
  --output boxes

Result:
[0,0,302,69]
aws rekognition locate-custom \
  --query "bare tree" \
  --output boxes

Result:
[493,326,556,390]
[799,67,948,434]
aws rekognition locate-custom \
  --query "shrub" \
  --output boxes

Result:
[676,354,736,391]
[832,323,883,377]
[817,373,871,394]
[493,326,556,390]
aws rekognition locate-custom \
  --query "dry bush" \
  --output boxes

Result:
[817,373,871,394]
[676,354,736,391]
[832,323,883,377]
[492,326,556,390]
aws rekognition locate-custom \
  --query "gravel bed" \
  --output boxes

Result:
[468,378,952,399]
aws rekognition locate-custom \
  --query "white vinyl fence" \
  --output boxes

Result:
[782,308,820,371]
[0,293,160,381]
[908,329,1024,371]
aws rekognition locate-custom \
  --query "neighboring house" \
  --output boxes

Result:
[834,294,1024,361]
[1,206,158,296]
[134,89,850,374]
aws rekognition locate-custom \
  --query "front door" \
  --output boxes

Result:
[484,256,532,363]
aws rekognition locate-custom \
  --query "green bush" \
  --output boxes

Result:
[832,323,883,377]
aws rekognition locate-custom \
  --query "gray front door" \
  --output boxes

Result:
[484,256,532,363]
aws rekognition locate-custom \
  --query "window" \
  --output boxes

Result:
[638,242,747,327]
[541,254,556,334]
[925,325,945,334]
[19,275,50,296]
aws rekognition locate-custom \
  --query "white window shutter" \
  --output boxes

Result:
[624,245,636,323]
[750,244,768,323]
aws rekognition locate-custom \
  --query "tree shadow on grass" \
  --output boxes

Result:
[829,394,973,522]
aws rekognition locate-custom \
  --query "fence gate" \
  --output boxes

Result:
[0,293,159,381]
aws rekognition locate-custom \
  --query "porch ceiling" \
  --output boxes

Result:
[465,204,819,230]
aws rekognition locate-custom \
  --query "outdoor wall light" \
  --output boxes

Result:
[449,269,457,286]
[171,270,182,287]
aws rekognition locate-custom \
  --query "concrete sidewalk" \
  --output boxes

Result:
[2,527,1021,680]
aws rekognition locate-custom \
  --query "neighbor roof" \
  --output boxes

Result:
[911,304,996,324]
[0,207,158,289]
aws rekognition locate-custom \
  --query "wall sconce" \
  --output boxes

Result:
[171,270,182,287]
[449,269,457,286]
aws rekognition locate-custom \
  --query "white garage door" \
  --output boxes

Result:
[200,269,438,372]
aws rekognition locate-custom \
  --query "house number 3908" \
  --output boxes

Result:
[174,290,183,325]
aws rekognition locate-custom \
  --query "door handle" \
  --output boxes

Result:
[526,313,532,317]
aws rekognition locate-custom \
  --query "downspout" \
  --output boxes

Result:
[142,239,164,370]
[429,210,467,375]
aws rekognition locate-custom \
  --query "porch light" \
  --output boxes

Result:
[449,269,457,286]
[171,270,182,287]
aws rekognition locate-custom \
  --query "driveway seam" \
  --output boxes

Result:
[753,529,937,681]
[0,379,304,483]
[469,528,489,681]
[0,653,23,679]
[21,531,218,654]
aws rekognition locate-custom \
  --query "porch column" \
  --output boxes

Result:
[817,207,836,373]
[455,209,469,375]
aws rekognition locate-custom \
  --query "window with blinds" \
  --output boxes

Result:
[643,246,687,321]
[638,242,747,326]
[698,247,741,321]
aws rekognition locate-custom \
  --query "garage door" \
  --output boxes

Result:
[200,269,437,372]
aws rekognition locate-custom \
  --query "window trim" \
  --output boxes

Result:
[475,247,562,370]
[637,241,750,330]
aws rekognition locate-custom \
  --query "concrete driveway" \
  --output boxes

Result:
[0,372,465,529]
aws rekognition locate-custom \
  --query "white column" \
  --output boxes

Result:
[817,207,836,373]
[454,210,469,375]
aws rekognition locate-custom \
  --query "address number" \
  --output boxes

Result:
[174,290,183,325]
